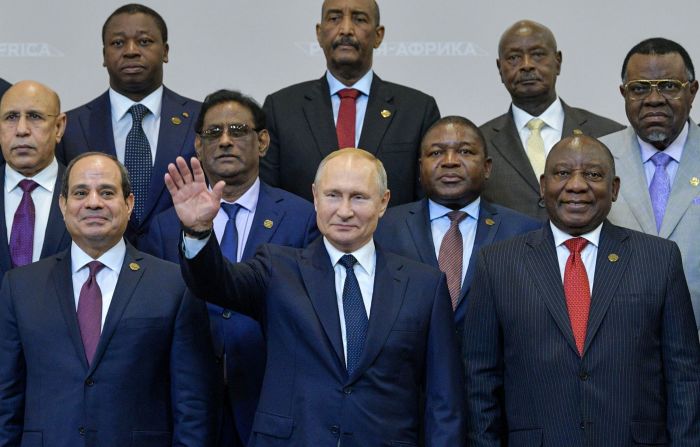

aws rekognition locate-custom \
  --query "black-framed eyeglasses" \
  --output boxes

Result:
[199,123,258,140]
[622,79,691,101]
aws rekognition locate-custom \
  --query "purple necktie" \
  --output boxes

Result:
[77,261,105,366]
[649,151,672,233]
[9,179,39,267]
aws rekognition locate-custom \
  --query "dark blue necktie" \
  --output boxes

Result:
[338,254,368,376]
[220,203,241,262]
[124,104,152,224]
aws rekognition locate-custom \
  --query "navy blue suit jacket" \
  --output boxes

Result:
[375,198,540,341]
[463,222,700,446]
[181,237,466,447]
[0,78,10,99]
[0,163,71,283]
[0,243,218,447]
[56,87,200,247]
[142,182,318,446]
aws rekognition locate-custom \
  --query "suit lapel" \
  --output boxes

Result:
[459,202,500,304]
[561,101,589,137]
[86,91,117,155]
[302,77,338,157]
[0,167,12,274]
[358,76,394,154]
[405,199,438,267]
[40,163,69,257]
[489,110,540,193]
[525,226,580,354]
[241,183,283,260]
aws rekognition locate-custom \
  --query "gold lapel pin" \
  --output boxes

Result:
[572,129,584,136]
[182,112,190,118]
[380,109,391,118]
[608,253,619,263]
[263,219,274,229]
[690,177,699,187]
[485,218,495,226]
[129,262,141,271]
[171,116,182,125]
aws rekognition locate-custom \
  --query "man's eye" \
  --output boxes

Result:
[4,112,19,121]
[111,39,124,47]
[27,112,43,121]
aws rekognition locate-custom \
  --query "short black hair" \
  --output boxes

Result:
[422,115,488,157]
[621,37,694,82]
[321,0,380,26]
[195,89,266,134]
[61,152,132,200]
[102,3,168,44]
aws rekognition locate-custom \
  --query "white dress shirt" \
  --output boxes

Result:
[550,222,602,294]
[213,178,260,262]
[638,121,687,187]
[512,97,565,158]
[428,197,480,287]
[109,86,163,164]
[4,157,58,262]
[327,70,373,147]
[70,239,126,330]
[324,238,376,363]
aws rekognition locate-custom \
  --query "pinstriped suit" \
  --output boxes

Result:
[463,222,700,446]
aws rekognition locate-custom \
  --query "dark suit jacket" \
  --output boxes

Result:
[375,198,540,342]
[261,74,440,206]
[56,87,200,247]
[0,78,10,99]
[463,222,700,446]
[480,100,624,219]
[181,237,466,447]
[0,243,218,447]
[0,163,71,283]
[142,182,319,446]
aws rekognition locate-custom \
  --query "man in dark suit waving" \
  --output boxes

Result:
[261,0,440,206]
[464,134,700,446]
[167,148,465,446]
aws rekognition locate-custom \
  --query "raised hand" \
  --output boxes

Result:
[165,156,225,231]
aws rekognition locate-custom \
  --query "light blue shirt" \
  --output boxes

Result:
[428,197,480,287]
[638,121,687,187]
[327,70,373,147]
[550,222,602,294]
[109,86,163,164]
[213,178,261,262]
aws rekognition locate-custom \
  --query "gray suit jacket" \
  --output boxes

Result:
[480,100,624,220]
[602,121,700,332]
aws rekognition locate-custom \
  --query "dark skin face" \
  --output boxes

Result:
[621,52,698,150]
[419,122,492,209]
[316,0,384,86]
[540,136,620,236]
[497,20,562,116]
[102,12,169,102]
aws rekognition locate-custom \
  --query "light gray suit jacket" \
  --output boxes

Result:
[602,121,700,332]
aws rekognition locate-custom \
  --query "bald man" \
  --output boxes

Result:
[480,20,624,220]
[0,81,71,281]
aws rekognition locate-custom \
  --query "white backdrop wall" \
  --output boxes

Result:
[2,0,700,126]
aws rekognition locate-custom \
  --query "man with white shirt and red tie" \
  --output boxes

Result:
[0,80,71,282]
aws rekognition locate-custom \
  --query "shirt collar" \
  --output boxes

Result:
[109,85,164,122]
[323,237,376,276]
[512,97,565,133]
[70,238,127,274]
[220,177,261,212]
[428,196,481,222]
[550,221,603,249]
[638,121,688,164]
[5,157,58,193]
[326,70,373,97]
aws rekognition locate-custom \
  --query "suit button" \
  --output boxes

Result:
[78,427,86,436]
[538,198,546,208]
[222,310,232,319]
[579,422,585,430]
[343,387,352,395]
[85,378,95,386]
[579,371,589,381]
[329,425,340,435]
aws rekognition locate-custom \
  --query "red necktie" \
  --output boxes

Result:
[336,88,360,149]
[563,237,590,356]
[438,210,468,310]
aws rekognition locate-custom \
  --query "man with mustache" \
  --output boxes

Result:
[480,20,624,220]
[0,80,71,282]
[601,37,700,337]
[56,3,200,248]
[260,0,440,206]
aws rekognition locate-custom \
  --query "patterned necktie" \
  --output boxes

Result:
[124,104,152,224]
[9,179,39,267]
[526,118,546,179]
[437,210,468,310]
[563,237,590,356]
[649,151,672,233]
[77,261,105,366]
[338,254,368,376]
[336,88,361,149]
[220,203,241,263]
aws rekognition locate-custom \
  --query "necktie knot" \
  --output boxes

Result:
[650,151,672,168]
[446,210,468,226]
[220,202,241,220]
[564,237,588,254]
[85,260,105,279]
[18,179,39,194]
[338,88,360,100]
[128,104,149,124]
[338,254,358,270]
[527,117,545,132]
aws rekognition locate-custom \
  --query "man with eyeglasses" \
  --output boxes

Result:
[143,89,319,447]
[0,80,71,282]
[601,37,700,336]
